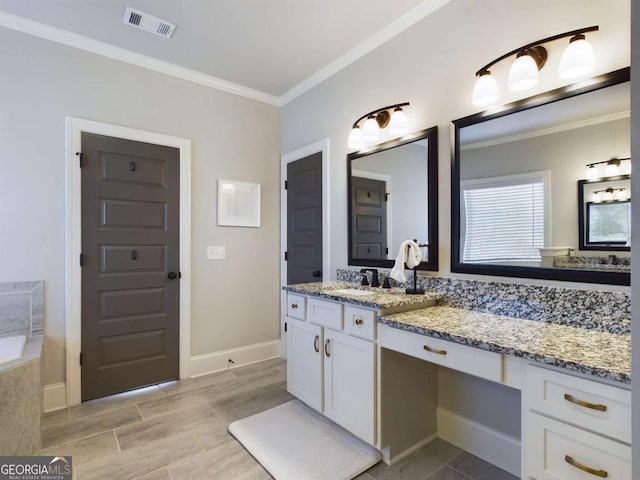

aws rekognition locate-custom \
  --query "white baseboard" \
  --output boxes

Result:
[381,432,438,465]
[44,382,67,412]
[437,406,521,477]
[189,339,281,378]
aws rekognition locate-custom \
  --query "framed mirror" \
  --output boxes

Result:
[578,174,631,252]
[347,126,438,271]
[452,68,630,285]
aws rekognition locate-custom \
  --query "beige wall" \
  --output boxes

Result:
[0,27,280,385]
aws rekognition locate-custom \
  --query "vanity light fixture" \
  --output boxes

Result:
[585,157,629,179]
[591,187,628,203]
[472,26,598,107]
[348,102,410,149]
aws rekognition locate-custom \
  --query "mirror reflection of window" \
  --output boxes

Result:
[461,171,550,265]
[587,201,631,245]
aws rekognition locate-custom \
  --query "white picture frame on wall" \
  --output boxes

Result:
[217,178,261,227]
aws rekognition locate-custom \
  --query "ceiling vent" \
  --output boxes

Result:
[123,7,176,39]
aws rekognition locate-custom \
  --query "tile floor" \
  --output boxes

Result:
[41,358,518,480]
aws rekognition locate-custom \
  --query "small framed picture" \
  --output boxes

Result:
[217,179,261,227]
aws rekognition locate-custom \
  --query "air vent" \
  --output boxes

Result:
[123,7,176,39]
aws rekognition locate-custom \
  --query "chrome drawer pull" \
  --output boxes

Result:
[355,318,364,326]
[313,335,320,353]
[565,455,608,478]
[563,393,607,412]
[324,339,331,357]
[423,345,447,355]
[291,303,298,309]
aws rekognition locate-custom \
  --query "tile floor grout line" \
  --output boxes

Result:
[113,429,123,454]
[447,464,482,480]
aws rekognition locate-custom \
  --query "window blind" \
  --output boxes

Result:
[463,180,545,263]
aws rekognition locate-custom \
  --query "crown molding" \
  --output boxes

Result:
[0,10,281,106]
[461,110,630,151]
[279,0,453,105]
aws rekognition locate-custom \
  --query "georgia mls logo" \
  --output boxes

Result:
[0,456,72,480]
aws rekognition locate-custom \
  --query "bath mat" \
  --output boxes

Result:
[228,400,381,480]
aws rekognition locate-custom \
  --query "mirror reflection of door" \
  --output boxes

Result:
[351,176,388,259]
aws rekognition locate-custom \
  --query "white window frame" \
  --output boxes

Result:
[460,170,551,264]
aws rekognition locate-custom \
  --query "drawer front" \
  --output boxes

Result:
[344,305,376,341]
[525,412,630,480]
[526,365,630,444]
[378,324,502,383]
[307,298,343,330]
[287,293,306,320]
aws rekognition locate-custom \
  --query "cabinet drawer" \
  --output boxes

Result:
[526,365,630,444]
[378,324,502,382]
[525,412,630,480]
[344,305,376,341]
[307,298,343,330]
[287,293,306,320]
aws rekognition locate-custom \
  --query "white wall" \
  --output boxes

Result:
[0,27,281,386]
[281,0,630,445]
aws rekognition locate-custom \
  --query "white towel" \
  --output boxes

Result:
[389,240,422,283]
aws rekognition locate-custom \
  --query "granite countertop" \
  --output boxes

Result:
[283,282,442,313]
[379,306,631,384]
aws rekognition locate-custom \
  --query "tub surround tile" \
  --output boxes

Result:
[380,306,630,383]
[0,280,45,337]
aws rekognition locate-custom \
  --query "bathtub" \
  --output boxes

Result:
[0,335,27,365]
[0,335,43,454]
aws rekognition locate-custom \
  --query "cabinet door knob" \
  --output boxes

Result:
[423,345,447,355]
[563,393,607,411]
[355,318,364,326]
[313,335,320,353]
[291,303,298,309]
[324,339,331,357]
[564,455,608,478]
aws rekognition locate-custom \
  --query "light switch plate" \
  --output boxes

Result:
[207,245,226,260]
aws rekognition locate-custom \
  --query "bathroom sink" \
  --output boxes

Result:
[331,288,375,297]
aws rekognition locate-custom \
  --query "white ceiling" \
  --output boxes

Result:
[0,0,446,102]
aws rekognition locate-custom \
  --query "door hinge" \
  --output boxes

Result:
[284,322,287,333]
[385,247,389,255]
[79,253,84,266]
[76,152,83,168]
[284,180,288,190]
[79,352,83,365]
[284,251,288,261]
[385,193,390,202]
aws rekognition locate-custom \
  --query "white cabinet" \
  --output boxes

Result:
[286,317,322,410]
[523,364,631,479]
[323,329,375,443]
[286,294,377,445]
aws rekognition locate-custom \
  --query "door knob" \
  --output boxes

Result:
[312,270,322,277]
[168,272,179,280]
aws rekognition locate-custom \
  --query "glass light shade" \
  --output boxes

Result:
[617,189,628,201]
[508,54,539,91]
[472,72,499,106]
[363,117,380,143]
[585,165,598,180]
[605,161,620,176]
[389,109,409,136]
[347,126,364,149]
[559,36,594,80]
[592,192,602,202]
[603,190,613,201]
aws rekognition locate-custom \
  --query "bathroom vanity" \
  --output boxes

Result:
[282,282,631,479]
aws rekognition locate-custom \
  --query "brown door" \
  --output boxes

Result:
[81,133,180,401]
[351,176,388,259]
[287,153,323,285]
